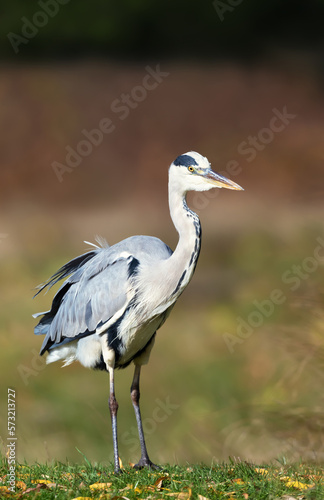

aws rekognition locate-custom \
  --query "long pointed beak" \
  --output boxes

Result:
[204,169,244,191]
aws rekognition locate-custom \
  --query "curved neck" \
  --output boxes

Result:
[169,183,201,253]
[140,173,202,316]
[166,178,202,297]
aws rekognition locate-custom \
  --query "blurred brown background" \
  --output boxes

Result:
[1,1,324,467]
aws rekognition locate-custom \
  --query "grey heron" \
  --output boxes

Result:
[34,151,243,473]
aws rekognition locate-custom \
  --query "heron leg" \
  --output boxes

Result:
[108,366,120,473]
[109,368,120,473]
[130,364,160,469]
[102,343,121,473]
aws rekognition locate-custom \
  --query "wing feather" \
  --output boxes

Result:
[34,248,137,354]
[33,235,173,356]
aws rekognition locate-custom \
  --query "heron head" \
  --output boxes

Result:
[170,151,243,193]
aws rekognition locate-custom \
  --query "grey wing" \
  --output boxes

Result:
[34,248,139,355]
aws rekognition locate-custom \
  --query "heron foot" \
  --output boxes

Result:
[133,458,161,470]
[113,467,126,475]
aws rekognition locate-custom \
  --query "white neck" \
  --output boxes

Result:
[137,168,203,317]
[164,171,202,299]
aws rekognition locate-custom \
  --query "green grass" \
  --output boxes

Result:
[1,457,323,499]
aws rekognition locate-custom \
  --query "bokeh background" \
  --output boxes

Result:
[1,1,324,467]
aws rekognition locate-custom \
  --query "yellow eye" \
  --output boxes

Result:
[188,166,194,172]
